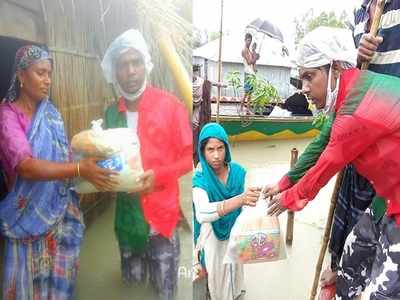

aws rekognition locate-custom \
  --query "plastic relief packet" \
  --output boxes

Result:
[224,192,287,264]
[71,119,143,193]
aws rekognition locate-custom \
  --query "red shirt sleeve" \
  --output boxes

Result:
[278,174,294,191]
[281,114,388,211]
[152,100,193,186]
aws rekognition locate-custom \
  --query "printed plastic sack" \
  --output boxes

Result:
[71,119,135,156]
[224,196,286,264]
[72,120,143,193]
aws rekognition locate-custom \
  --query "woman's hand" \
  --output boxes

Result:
[241,187,262,207]
[263,183,280,198]
[79,157,118,191]
[267,194,287,216]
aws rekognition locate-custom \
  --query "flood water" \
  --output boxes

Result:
[0,138,335,299]
[74,173,193,300]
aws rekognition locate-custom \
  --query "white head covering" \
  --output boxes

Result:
[296,26,357,69]
[296,27,358,113]
[101,29,154,101]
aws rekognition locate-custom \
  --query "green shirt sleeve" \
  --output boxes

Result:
[287,113,335,183]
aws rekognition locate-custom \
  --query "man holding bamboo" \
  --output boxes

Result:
[320,0,400,294]
[101,29,192,300]
[265,26,400,299]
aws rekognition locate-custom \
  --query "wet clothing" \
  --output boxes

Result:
[329,165,375,271]
[280,69,400,225]
[243,74,254,94]
[120,230,180,300]
[193,123,246,300]
[105,87,191,299]
[105,87,192,239]
[3,201,83,300]
[0,100,84,300]
[337,208,400,300]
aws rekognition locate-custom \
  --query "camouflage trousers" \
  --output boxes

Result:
[120,230,180,300]
[337,209,400,299]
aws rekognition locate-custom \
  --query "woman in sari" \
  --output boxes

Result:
[0,45,116,299]
[192,123,261,300]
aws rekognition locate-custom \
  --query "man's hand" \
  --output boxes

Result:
[267,194,287,216]
[357,33,383,65]
[132,169,155,196]
[263,183,280,198]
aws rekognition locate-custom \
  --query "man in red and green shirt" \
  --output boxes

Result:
[101,29,192,300]
[266,27,400,299]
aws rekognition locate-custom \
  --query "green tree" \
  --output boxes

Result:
[294,9,351,44]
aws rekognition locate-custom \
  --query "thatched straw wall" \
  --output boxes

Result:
[0,0,192,217]
[44,0,192,136]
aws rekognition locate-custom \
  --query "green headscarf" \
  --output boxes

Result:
[192,123,246,242]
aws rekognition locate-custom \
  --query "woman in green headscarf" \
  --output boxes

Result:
[193,123,261,300]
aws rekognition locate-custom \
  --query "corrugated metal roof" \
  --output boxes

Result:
[193,33,294,68]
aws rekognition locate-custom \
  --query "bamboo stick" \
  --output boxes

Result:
[286,148,298,245]
[309,171,344,300]
[158,33,192,113]
[361,0,386,70]
[216,0,224,124]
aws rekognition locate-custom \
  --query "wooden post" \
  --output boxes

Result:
[216,0,223,123]
[286,148,298,245]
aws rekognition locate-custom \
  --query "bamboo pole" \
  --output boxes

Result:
[158,33,192,114]
[309,171,344,300]
[310,2,386,298]
[286,148,298,245]
[216,0,224,123]
[361,0,386,70]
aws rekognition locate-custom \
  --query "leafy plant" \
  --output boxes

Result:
[226,71,242,98]
[226,71,280,114]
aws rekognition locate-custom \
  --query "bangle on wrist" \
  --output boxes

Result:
[218,200,226,216]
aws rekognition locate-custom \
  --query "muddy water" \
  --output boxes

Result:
[230,138,336,300]
[8,138,335,299]
[74,173,193,300]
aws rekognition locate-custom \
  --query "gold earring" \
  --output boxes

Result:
[20,82,24,88]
